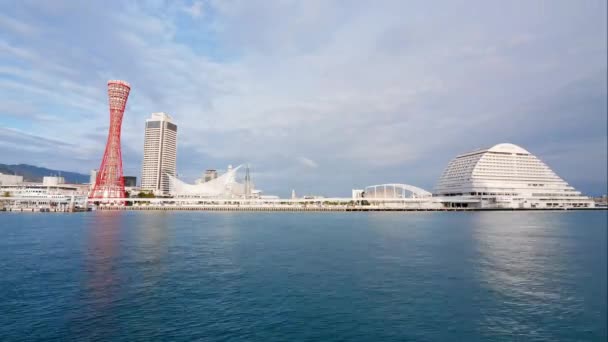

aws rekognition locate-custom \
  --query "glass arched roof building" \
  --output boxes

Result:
[434,143,594,209]
[364,184,432,199]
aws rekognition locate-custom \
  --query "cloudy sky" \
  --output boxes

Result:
[0,0,606,196]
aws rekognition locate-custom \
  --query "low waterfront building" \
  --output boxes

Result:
[195,169,219,184]
[363,184,432,199]
[593,195,608,208]
[350,184,440,209]
[42,176,65,186]
[1,183,89,197]
[434,143,595,209]
[204,169,218,183]
[0,182,89,210]
[0,173,23,185]
[123,176,137,187]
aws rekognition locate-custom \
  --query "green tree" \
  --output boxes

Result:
[137,192,155,198]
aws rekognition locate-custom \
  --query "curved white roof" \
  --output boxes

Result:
[168,165,245,197]
[365,183,432,198]
[487,143,530,154]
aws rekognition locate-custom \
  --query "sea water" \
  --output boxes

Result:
[0,211,606,341]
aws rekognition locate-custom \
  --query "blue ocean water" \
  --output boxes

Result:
[0,211,606,341]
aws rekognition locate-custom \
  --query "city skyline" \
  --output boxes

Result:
[0,1,606,197]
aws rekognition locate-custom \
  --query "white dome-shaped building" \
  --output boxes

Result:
[434,143,594,209]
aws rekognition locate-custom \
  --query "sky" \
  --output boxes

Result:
[0,0,606,197]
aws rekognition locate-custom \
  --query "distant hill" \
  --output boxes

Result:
[0,164,89,184]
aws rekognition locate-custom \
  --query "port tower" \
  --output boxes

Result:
[89,80,131,200]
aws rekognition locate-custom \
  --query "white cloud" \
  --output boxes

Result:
[0,13,36,36]
[297,157,318,169]
[183,1,204,18]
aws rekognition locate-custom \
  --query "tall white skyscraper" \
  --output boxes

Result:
[141,112,177,195]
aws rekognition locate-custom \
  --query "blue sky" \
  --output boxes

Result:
[0,0,606,196]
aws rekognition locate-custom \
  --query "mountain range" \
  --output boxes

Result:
[0,164,89,184]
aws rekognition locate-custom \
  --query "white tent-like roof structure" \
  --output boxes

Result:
[168,165,246,197]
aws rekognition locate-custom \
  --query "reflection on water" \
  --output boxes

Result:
[134,212,169,289]
[470,212,598,339]
[86,211,122,309]
[473,213,564,296]
[198,213,242,280]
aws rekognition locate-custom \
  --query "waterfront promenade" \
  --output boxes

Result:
[2,196,605,213]
[95,204,453,212]
[3,203,603,213]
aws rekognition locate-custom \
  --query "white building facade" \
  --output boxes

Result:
[43,176,65,186]
[0,173,23,185]
[89,169,98,189]
[434,143,594,209]
[141,112,177,196]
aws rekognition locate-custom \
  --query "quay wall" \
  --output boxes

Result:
[1,207,86,213]
[92,205,603,212]
[2,203,605,213]
[95,204,460,212]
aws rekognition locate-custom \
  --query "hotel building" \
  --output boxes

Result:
[141,112,177,196]
[434,143,594,209]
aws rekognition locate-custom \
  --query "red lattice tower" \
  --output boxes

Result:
[90,80,131,200]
